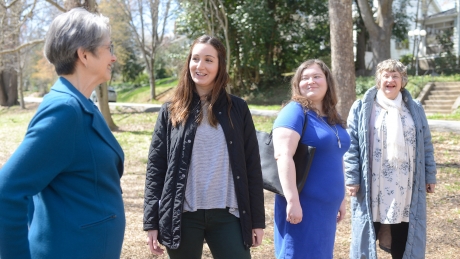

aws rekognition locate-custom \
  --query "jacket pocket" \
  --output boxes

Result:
[80,214,117,229]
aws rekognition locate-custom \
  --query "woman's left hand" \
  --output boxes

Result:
[252,228,264,247]
[337,198,346,223]
[426,184,436,193]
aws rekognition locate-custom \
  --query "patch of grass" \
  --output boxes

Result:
[431,131,460,143]
[253,116,276,133]
[426,113,460,121]
[445,182,460,192]
[248,104,281,111]
[117,79,178,104]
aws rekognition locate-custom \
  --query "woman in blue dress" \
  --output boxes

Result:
[272,59,350,258]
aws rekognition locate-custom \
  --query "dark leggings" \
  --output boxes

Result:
[374,222,409,259]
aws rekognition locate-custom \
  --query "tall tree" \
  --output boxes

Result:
[116,0,172,100]
[0,0,38,107]
[356,0,394,69]
[329,0,356,120]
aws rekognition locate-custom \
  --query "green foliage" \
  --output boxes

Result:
[133,73,150,88]
[434,29,460,75]
[392,0,411,42]
[399,54,413,66]
[154,38,191,79]
[176,0,330,93]
[355,76,375,97]
[122,49,145,83]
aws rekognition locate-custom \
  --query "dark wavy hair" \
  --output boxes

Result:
[169,35,231,127]
[290,59,344,127]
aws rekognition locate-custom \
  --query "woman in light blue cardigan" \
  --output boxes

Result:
[0,8,125,259]
[344,59,437,259]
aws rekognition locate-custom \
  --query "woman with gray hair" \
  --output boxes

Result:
[0,8,125,259]
[345,59,437,259]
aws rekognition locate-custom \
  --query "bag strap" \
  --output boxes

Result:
[267,110,308,144]
[299,110,308,142]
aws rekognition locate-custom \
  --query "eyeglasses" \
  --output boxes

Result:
[101,43,114,55]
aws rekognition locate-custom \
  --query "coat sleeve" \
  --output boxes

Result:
[416,102,437,184]
[242,103,265,229]
[344,100,363,186]
[0,101,77,259]
[143,103,169,231]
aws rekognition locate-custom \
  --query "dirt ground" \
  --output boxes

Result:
[1,104,459,258]
[117,126,460,259]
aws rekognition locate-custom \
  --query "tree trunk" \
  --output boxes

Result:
[65,0,117,130]
[95,83,118,130]
[149,56,156,100]
[356,0,394,72]
[356,19,367,76]
[17,52,25,109]
[369,35,392,69]
[0,69,19,107]
[329,0,356,121]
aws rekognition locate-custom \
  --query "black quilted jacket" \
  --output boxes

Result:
[143,90,265,249]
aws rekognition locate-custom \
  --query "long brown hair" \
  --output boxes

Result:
[290,59,344,127]
[169,35,231,127]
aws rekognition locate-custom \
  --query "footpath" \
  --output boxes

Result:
[24,97,460,134]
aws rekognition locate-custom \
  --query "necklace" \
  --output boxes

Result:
[318,116,341,148]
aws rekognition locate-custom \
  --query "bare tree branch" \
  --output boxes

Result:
[0,0,20,10]
[16,0,39,31]
[0,39,44,55]
[45,0,66,12]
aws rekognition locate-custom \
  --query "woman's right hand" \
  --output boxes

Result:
[346,185,360,197]
[286,200,303,224]
[146,230,164,255]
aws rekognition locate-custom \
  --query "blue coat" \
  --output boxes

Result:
[0,77,125,259]
[344,87,437,259]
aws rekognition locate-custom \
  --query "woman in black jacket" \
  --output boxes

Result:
[144,35,265,259]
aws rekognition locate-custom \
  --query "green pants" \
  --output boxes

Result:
[167,208,251,259]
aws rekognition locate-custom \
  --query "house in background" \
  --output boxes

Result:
[418,1,459,72]
[358,0,457,74]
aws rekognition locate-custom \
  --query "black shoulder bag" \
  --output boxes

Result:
[256,113,316,196]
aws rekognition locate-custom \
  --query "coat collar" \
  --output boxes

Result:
[191,89,230,110]
[362,86,412,105]
[51,77,124,174]
[52,77,97,114]
[361,86,418,133]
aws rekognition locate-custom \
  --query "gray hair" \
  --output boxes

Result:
[44,8,111,75]
[375,59,409,89]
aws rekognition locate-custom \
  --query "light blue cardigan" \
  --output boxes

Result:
[0,77,125,259]
[344,87,437,259]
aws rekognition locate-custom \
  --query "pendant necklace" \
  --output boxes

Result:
[318,116,341,148]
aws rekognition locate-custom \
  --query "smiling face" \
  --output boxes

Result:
[378,70,402,100]
[87,37,116,85]
[298,63,328,107]
[189,43,219,94]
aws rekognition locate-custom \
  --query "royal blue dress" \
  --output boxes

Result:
[273,102,350,259]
